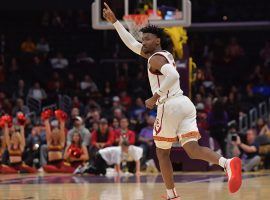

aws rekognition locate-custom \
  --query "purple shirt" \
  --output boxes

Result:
[139,126,153,140]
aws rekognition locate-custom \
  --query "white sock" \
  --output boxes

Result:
[166,188,177,199]
[218,157,227,168]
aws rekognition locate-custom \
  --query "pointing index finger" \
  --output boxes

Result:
[104,2,111,10]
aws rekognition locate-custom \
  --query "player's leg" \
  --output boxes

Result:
[153,103,181,199]
[182,140,242,193]
[178,96,242,193]
[155,142,179,200]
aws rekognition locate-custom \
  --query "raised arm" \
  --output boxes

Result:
[55,109,68,148]
[103,2,147,58]
[1,115,13,148]
[44,119,52,143]
[19,124,25,151]
[4,124,11,148]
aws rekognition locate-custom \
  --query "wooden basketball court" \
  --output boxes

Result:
[0,171,269,200]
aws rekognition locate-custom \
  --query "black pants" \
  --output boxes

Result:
[85,153,107,175]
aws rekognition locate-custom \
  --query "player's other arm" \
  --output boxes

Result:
[103,2,147,58]
[145,55,179,109]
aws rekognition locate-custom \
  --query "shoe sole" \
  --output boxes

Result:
[229,157,242,193]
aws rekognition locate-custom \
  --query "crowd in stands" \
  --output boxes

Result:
[0,10,270,174]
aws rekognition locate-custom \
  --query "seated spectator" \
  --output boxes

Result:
[76,52,94,64]
[260,40,270,67]
[225,37,244,59]
[233,129,261,171]
[21,37,36,53]
[90,118,114,156]
[24,125,44,168]
[67,116,91,147]
[0,63,6,83]
[12,98,30,116]
[85,110,101,130]
[64,131,89,170]
[80,75,99,94]
[113,108,125,121]
[138,115,155,163]
[114,117,135,145]
[119,91,132,110]
[36,37,50,54]
[76,139,142,176]
[111,117,120,131]
[130,97,146,123]
[207,99,229,154]
[50,52,69,69]
[27,82,47,101]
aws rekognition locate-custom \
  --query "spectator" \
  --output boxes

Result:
[12,98,30,116]
[80,75,99,93]
[84,99,101,114]
[114,117,135,145]
[225,37,244,59]
[0,34,6,54]
[12,79,28,101]
[260,40,270,67]
[111,117,120,131]
[207,99,229,154]
[76,52,94,64]
[67,116,91,147]
[50,52,69,69]
[111,96,125,112]
[113,108,125,120]
[85,110,100,130]
[234,129,261,171]
[90,118,114,155]
[119,91,132,110]
[21,37,36,53]
[0,63,6,83]
[130,97,146,123]
[138,115,155,163]
[27,82,47,101]
[36,37,50,54]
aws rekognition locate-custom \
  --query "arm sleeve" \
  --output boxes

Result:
[156,63,179,96]
[113,20,143,55]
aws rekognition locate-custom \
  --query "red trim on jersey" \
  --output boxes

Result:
[154,103,165,134]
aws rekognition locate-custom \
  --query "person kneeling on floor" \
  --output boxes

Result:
[75,138,142,175]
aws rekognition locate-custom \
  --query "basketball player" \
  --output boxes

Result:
[103,3,242,199]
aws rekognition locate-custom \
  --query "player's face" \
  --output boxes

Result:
[142,33,160,54]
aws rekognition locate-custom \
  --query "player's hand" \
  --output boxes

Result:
[145,93,160,109]
[103,2,117,24]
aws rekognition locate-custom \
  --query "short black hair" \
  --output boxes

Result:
[120,137,130,147]
[140,25,164,39]
[140,24,173,53]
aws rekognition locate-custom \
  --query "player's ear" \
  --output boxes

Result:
[156,38,161,45]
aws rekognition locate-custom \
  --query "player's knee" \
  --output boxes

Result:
[183,141,201,159]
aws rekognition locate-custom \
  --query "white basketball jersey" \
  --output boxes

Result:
[147,51,183,103]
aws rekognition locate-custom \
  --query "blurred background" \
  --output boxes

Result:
[0,0,270,173]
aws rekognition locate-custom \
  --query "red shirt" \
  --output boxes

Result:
[91,128,115,147]
[114,129,135,145]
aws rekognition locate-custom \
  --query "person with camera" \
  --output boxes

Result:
[233,129,261,171]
